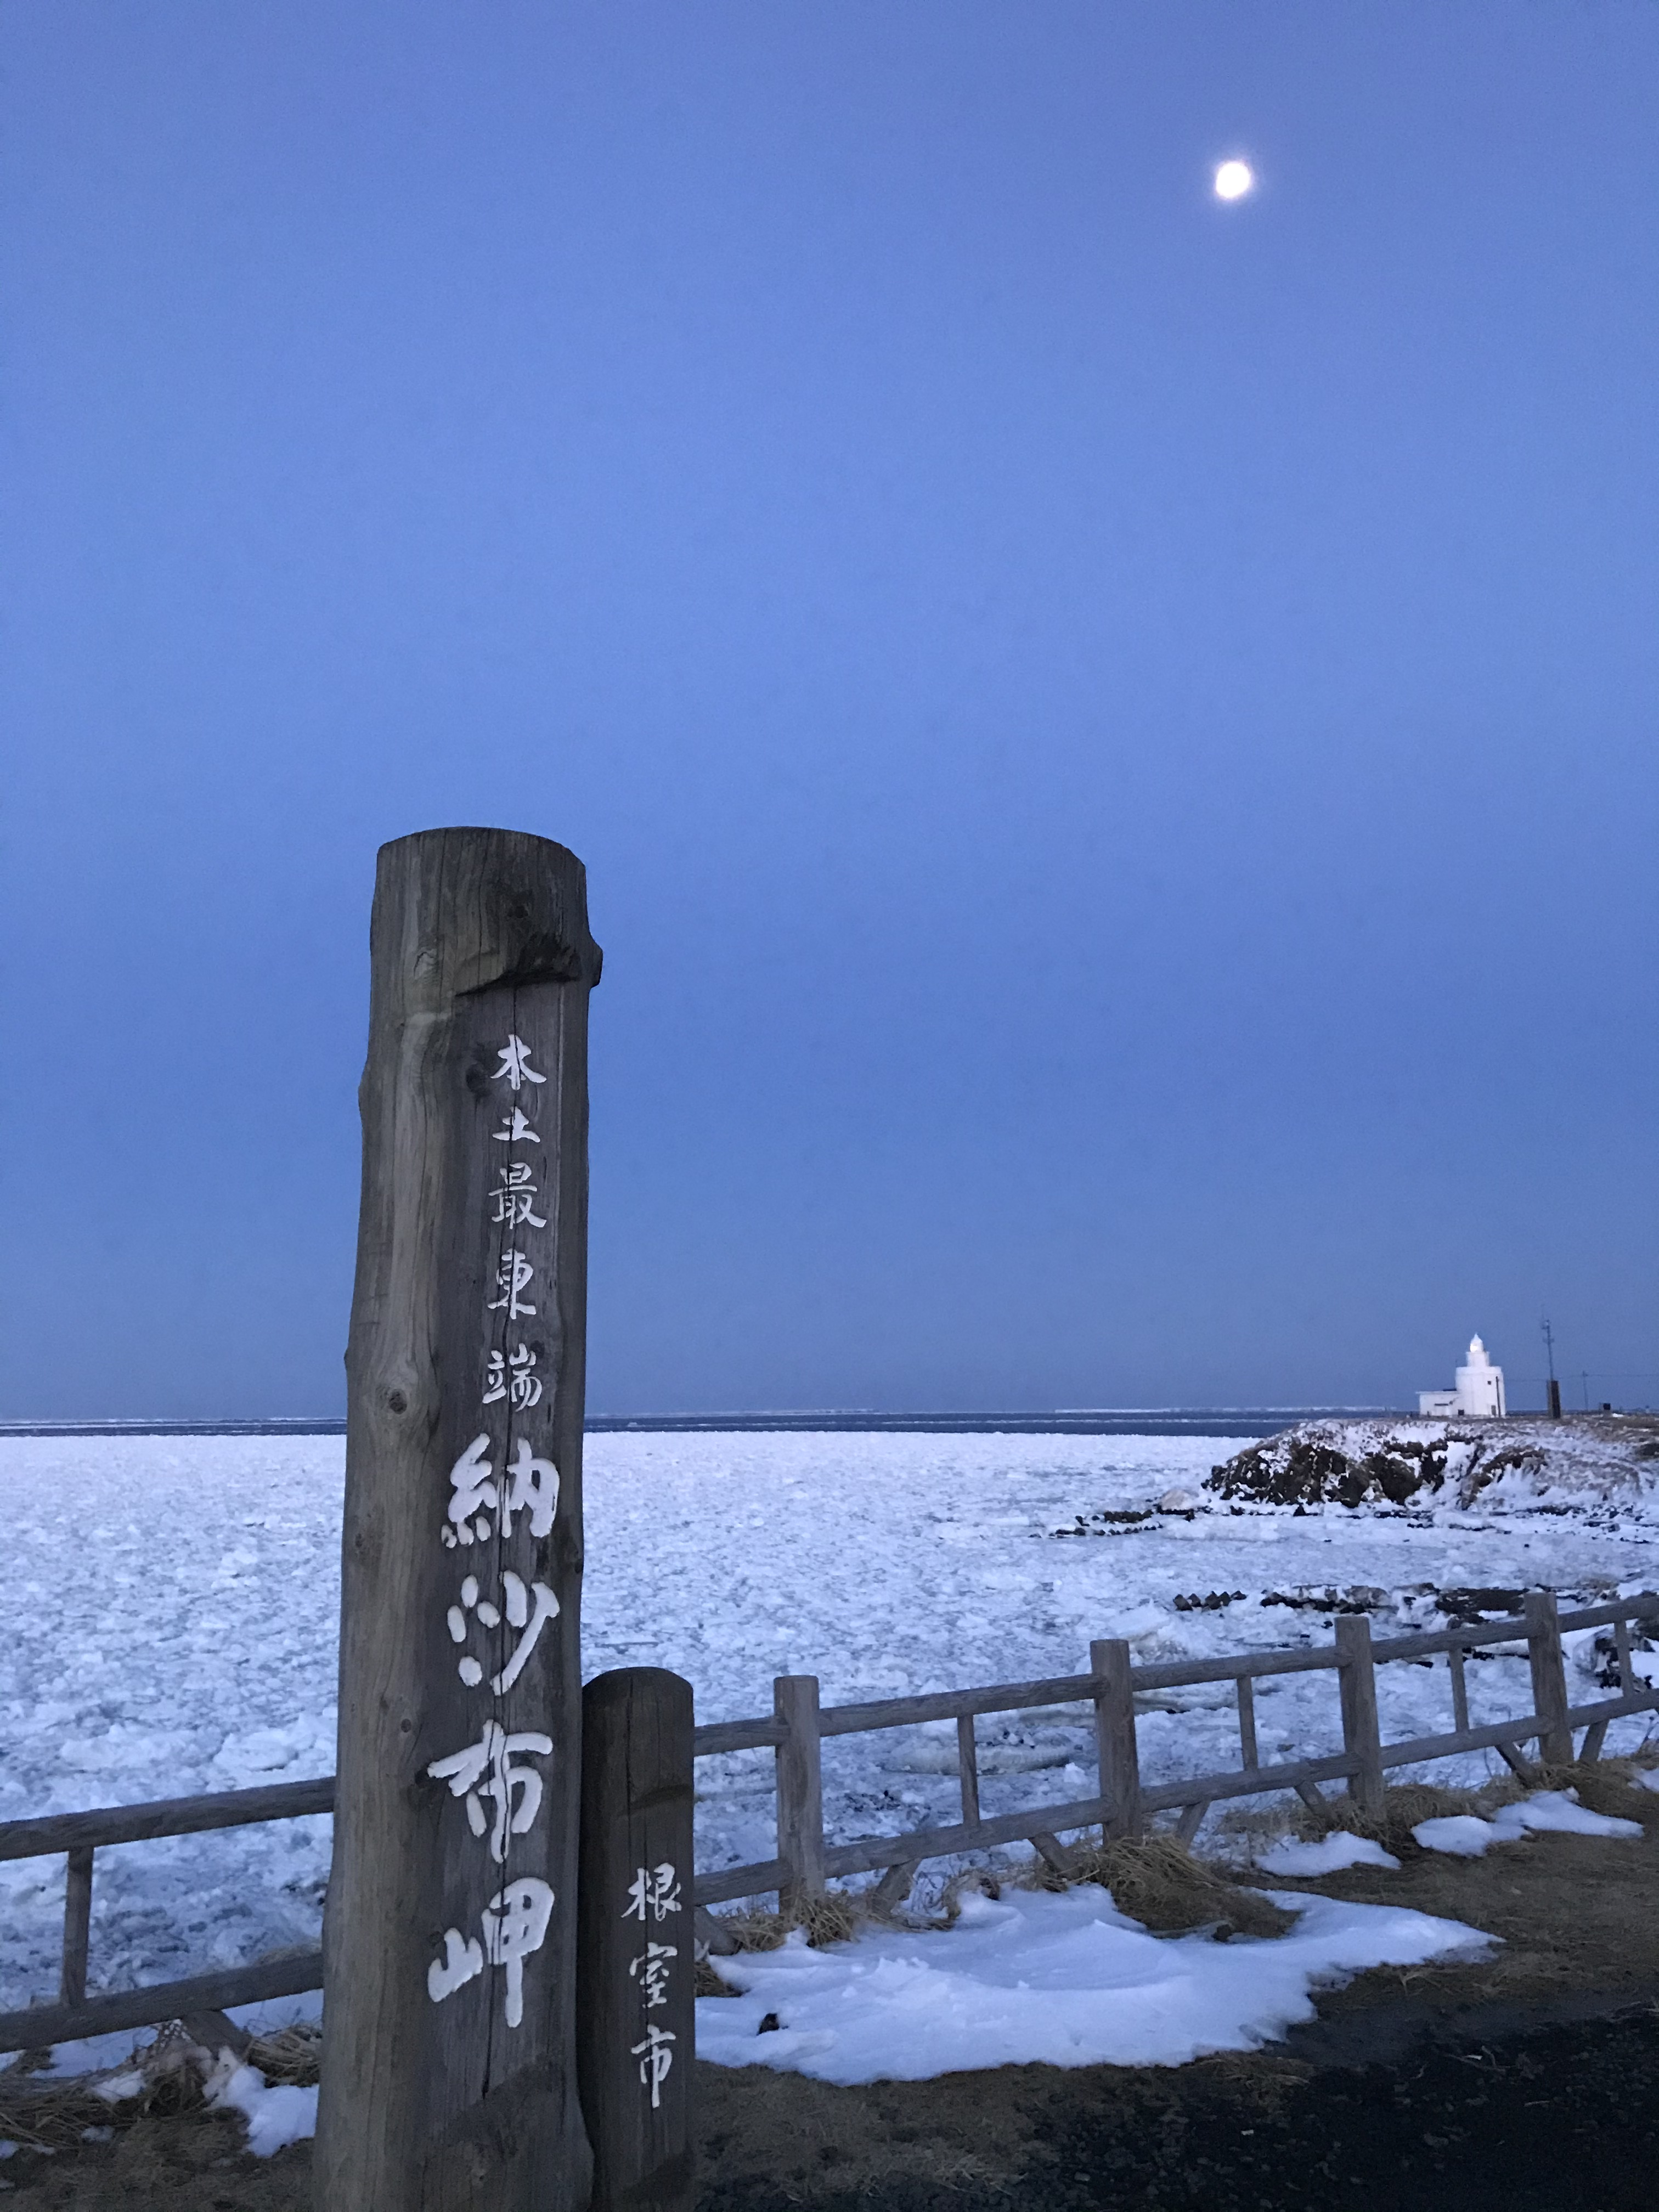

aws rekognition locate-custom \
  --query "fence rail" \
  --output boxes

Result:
[3,1590,1655,2050]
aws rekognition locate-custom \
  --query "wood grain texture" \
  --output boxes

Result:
[816,1678,1094,1735]
[822,1796,1115,1878]
[0,1953,325,2056]
[577,1669,696,2212]
[1174,1799,1210,1846]
[1525,1589,1575,1767]
[1564,1688,1659,1728]
[1448,1647,1471,1735]
[0,1776,335,1862]
[1142,1751,1355,1814]
[1091,1640,1141,1838]
[1335,1615,1385,1816]
[870,1862,914,1912]
[315,828,600,2212]
[1494,1741,1541,1782]
[59,1847,92,2007]
[691,1858,791,1908]
[774,1675,825,1912]
[1372,1594,1656,1665]
[1234,1676,1259,1771]
[956,1713,980,1825]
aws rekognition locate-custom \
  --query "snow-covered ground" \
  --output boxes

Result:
[3,1427,1657,2020]
[695,1884,1492,2081]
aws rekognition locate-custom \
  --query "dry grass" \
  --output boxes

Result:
[700,1887,867,1959]
[1058,1834,1295,1939]
[0,2021,212,2153]
[0,2068,122,2154]
[0,2012,326,2153]
[245,2022,321,2088]
[1522,1758,1659,1824]
[701,1835,1304,1969]
[684,1751,1659,1996]
[1280,1760,1659,1854]
[1289,1779,1484,1852]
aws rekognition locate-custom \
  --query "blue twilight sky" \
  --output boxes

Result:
[2,2,1655,1419]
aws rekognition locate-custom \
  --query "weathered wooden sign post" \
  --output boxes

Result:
[315,828,601,2211]
[577,1669,697,2212]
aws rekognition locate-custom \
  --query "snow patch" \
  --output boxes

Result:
[695,1885,1491,2083]
[1412,1815,1499,1858]
[1488,1790,1642,1841]
[1414,1790,1644,1855]
[1255,1832,1400,1875]
[202,2049,318,2158]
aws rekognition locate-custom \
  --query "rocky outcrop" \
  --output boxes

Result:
[1206,1415,1657,1515]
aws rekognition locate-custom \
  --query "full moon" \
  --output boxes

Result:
[1213,159,1255,201]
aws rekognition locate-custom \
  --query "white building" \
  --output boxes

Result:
[1419,1334,1506,1419]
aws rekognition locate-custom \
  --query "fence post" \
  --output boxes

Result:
[1334,1616,1385,1817]
[578,1669,695,2212]
[315,829,602,2212]
[773,1675,825,1914]
[1091,1640,1141,1839]
[60,1847,93,2008]
[1525,1589,1573,1768]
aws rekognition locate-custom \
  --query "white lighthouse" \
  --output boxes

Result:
[1419,1335,1506,1419]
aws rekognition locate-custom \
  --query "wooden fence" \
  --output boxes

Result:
[3,1589,1655,2050]
[0,1778,333,2052]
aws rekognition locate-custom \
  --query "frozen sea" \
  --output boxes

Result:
[2,1427,1657,2017]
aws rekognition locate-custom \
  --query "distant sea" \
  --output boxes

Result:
[0,1408,1393,1441]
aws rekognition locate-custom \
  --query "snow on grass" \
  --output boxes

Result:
[201,2050,318,2157]
[1254,1832,1400,1875]
[1488,1790,1643,1841]
[1413,1790,1645,1855]
[695,1883,1492,2082]
[1411,1815,1500,1858]
[2,1429,1656,2022]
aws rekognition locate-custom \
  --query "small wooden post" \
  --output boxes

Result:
[1577,1719,1609,1765]
[1335,1615,1385,1816]
[871,1861,913,1912]
[1175,1800,1210,1847]
[1525,1589,1573,1768]
[60,1847,93,2008]
[1091,1640,1141,1838]
[956,1713,981,1825]
[1613,1615,1634,1692]
[773,1675,825,1915]
[1235,1675,1259,1770]
[1448,1646,1470,1735]
[577,1669,695,2212]
[315,830,601,2212]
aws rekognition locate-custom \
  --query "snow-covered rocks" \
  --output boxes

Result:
[1207,1416,1659,1519]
